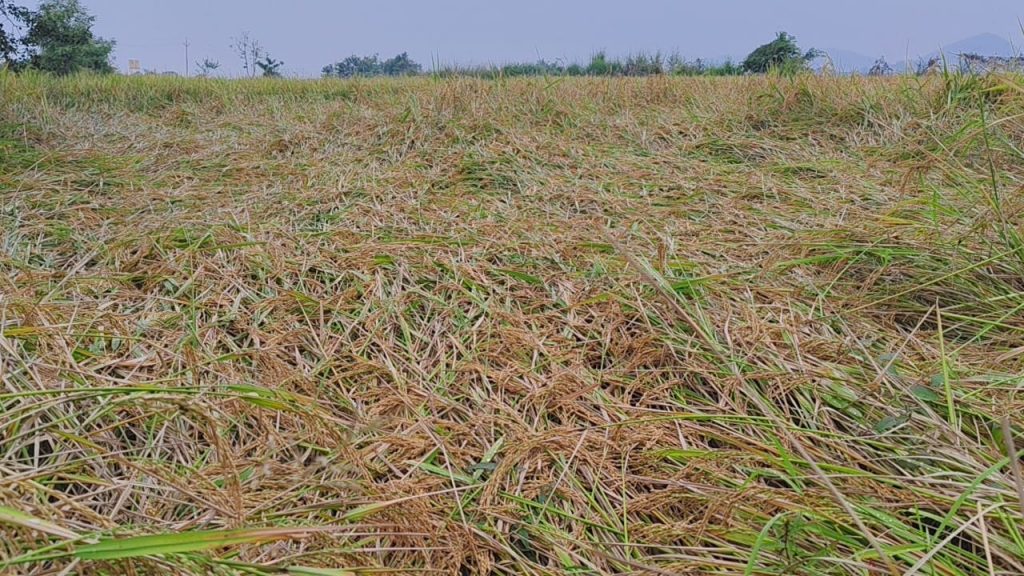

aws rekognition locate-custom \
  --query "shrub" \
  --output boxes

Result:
[742,32,818,74]
[381,52,421,76]
[585,52,622,76]
[622,52,664,76]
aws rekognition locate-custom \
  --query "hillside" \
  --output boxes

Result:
[891,32,1019,72]
[939,32,1018,57]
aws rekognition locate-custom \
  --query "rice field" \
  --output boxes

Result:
[1,71,1024,575]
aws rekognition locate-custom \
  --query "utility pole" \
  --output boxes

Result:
[184,38,190,77]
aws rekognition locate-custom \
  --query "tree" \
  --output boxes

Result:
[322,53,423,78]
[322,54,381,78]
[193,57,219,77]
[231,32,264,78]
[381,52,420,76]
[741,32,818,74]
[585,52,623,76]
[21,0,114,75]
[231,33,281,78]
[255,54,283,77]
[622,53,664,76]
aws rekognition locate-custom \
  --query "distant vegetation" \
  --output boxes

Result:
[323,32,810,79]
[231,32,284,78]
[868,56,894,76]
[0,0,818,79]
[2,0,1016,80]
[321,52,422,78]
[740,32,820,74]
[193,58,220,78]
[427,52,743,79]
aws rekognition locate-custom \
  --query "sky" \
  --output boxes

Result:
[37,0,1024,76]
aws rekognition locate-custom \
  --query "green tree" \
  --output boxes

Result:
[381,52,421,76]
[193,57,219,77]
[322,54,380,77]
[21,0,114,73]
[255,54,283,77]
[585,52,623,76]
[322,53,422,78]
[742,32,818,74]
[22,0,114,75]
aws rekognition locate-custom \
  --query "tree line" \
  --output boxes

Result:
[2,2,828,78]
[321,33,818,78]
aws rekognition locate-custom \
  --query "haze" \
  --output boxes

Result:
[33,0,1024,76]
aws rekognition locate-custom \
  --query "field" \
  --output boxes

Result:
[2,72,1024,575]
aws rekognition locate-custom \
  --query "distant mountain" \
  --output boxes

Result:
[893,33,1019,73]
[721,33,1017,75]
[819,49,877,74]
[936,33,1018,57]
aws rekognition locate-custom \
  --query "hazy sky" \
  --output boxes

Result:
[45,1,1024,76]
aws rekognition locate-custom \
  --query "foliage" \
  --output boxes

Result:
[381,51,421,76]
[436,52,744,79]
[193,57,219,77]
[255,55,283,77]
[0,0,30,66]
[666,53,701,75]
[583,51,621,76]
[742,31,819,74]
[322,54,379,77]
[435,58,573,78]
[702,58,742,76]
[868,56,893,76]
[231,34,282,79]
[498,59,566,76]
[667,55,742,76]
[13,0,113,75]
[621,52,664,76]
[322,52,422,78]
